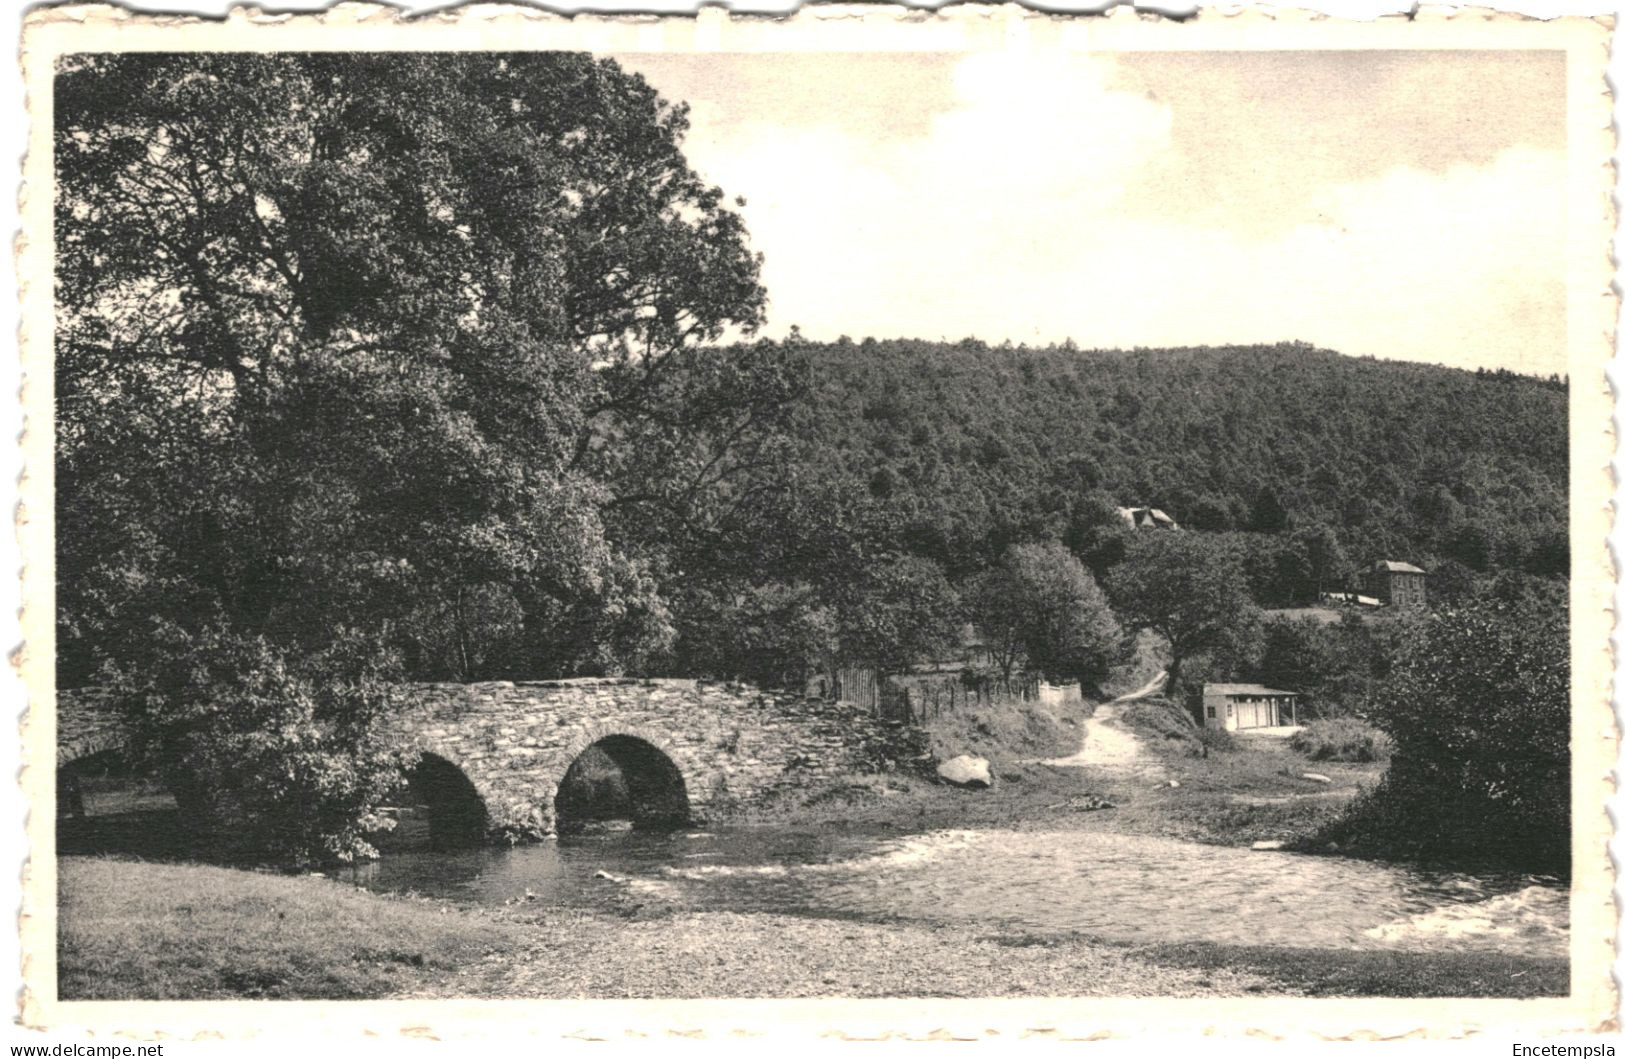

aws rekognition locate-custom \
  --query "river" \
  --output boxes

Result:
[347,824,1568,960]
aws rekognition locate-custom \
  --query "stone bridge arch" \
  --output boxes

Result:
[548,724,707,833]
[400,745,492,848]
[57,678,916,844]
[58,730,127,770]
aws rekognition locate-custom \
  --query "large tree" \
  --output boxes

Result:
[1106,532,1262,698]
[969,541,1124,691]
[55,52,770,858]
[836,555,962,680]
[57,52,768,681]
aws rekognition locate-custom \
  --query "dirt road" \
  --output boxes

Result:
[1037,672,1168,780]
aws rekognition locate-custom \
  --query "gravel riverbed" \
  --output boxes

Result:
[406,907,1281,999]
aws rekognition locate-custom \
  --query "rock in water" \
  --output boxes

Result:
[593,870,628,884]
[1250,840,1286,851]
[937,754,994,789]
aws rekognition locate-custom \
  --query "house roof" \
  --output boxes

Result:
[1205,683,1298,697]
[1118,506,1180,528]
[1369,559,1427,575]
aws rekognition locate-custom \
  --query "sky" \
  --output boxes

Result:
[614,50,1567,376]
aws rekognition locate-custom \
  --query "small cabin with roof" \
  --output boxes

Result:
[1202,683,1300,731]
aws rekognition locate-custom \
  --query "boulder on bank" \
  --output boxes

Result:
[936,755,993,789]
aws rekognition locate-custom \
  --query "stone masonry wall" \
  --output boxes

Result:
[398,678,920,837]
[57,679,922,840]
[55,687,122,765]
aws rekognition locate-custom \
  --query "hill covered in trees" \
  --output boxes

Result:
[625,335,1568,703]
[756,337,1567,595]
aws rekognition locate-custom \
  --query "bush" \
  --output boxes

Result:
[1317,600,1569,872]
[1195,726,1238,754]
[1288,719,1392,763]
[113,620,409,866]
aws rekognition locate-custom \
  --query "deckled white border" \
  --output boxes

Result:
[7,0,1619,1041]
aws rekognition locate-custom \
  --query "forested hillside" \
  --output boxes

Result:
[760,338,1567,590]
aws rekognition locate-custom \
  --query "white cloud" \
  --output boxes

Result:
[1081,146,1566,373]
[675,53,1564,374]
[675,52,1171,335]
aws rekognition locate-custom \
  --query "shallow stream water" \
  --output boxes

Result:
[346,825,1567,959]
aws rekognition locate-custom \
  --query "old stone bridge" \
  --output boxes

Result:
[56,678,918,842]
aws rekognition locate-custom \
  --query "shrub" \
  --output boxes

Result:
[1288,719,1392,763]
[113,619,409,866]
[1317,599,1568,872]
[1195,726,1238,754]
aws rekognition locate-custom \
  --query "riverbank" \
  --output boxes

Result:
[56,687,1562,1003]
[58,856,1567,1000]
[727,694,1383,852]
[417,906,1565,1000]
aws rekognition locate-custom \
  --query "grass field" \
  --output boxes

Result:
[1121,938,1568,999]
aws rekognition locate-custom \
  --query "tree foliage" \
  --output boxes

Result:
[109,620,407,865]
[1106,533,1263,696]
[1250,612,1414,720]
[746,338,1566,597]
[835,556,962,678]
[970,542,1124,690]
[57,52,769,689]
[1322,599,1570,872]
[671,581,837,689]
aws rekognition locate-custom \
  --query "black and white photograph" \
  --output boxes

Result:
[15,2,1617,1040]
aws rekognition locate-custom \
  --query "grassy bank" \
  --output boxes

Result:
[1098,696,1384,848]
[59,857,518,999]
[58,857,1564,1000]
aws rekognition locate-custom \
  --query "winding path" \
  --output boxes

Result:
[1036,671,1168,781]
